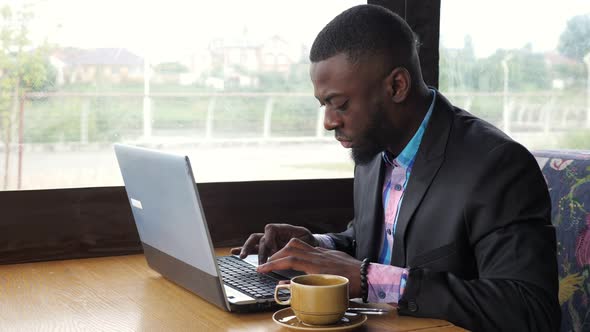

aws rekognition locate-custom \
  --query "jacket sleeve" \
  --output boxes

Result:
[398,142,561,332]
[326,221,356,256]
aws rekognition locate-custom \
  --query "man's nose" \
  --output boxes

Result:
[323,107,342,131]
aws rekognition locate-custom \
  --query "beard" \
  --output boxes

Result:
[348,103,400,165]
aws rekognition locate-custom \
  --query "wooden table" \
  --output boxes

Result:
[0,248,466,331]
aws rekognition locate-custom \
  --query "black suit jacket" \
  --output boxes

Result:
[327,92,560,331]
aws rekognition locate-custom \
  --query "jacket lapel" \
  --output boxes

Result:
[390,92,454,267]
[355,154,385,262]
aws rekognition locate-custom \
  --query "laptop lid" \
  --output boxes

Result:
[114,144,231,310]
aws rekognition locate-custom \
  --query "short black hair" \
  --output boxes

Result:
[309,5,417,66]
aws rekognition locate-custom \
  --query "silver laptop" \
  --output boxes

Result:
[114,143,295,312]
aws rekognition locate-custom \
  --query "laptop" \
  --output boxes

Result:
[114,144,298,312]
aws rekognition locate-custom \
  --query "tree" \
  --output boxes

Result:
[441,41,551,93]
[558,14,590,61]
[439,35,477,92]
[0,4,54,189]
[508,44,551,91]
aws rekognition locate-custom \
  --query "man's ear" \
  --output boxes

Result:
[385,67,411,103]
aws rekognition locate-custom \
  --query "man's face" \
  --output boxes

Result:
[310,53,401,164]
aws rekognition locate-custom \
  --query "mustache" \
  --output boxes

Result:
[335,130,352,141]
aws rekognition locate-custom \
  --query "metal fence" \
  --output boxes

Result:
[19,92,327,145]
[4,90,589,146]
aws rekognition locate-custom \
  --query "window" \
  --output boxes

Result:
[0,0,363,191]
[440,0,590,151]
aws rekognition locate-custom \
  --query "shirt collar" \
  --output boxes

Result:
[382,89,436,168]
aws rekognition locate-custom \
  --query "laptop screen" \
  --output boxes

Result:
[114,144,218,276]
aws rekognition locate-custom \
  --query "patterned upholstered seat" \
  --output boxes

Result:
[534,150,590,332]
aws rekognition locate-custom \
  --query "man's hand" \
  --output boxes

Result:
[256,238,363,298]
[229,223,318,264]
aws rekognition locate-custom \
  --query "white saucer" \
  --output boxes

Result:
[272,307,367,331]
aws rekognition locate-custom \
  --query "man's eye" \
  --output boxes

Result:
[337,101,349,111]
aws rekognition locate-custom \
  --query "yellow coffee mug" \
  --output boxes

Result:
[274,274,349,325]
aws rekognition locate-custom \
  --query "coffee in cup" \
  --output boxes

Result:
[274,274,349,325]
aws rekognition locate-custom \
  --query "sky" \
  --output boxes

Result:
[20,0,363,62]
[4,0,590,61]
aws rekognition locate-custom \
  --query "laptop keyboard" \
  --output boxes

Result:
[217,256,290,300]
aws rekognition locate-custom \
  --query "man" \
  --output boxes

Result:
[231,5,560,331]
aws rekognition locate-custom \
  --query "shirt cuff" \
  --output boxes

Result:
[367,263,409,304]
[312,234,336,249]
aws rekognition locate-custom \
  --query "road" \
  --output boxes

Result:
[1,140,354,190]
